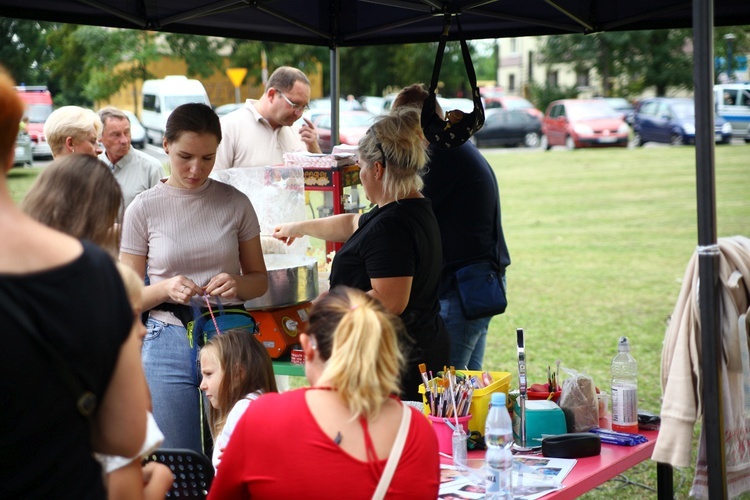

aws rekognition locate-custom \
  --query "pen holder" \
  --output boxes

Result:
[427,414,472,456]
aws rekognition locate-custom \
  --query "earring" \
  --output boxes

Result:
[311,342,318,350]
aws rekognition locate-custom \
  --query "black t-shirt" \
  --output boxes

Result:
[330,198,442,344]
[421,142,511,296]
[0,241,132,499]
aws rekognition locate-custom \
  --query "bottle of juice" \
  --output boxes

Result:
[611,336,638,433]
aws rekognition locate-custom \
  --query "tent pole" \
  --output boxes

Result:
[330,46,340,153]
[692,0,727,498]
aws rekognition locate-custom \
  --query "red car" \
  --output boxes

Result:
[486,95,543,120]
[313,110,376,153]
[541,99,630,150]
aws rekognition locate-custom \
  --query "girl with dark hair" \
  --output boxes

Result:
[120,102,268,453]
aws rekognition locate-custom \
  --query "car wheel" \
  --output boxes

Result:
[524,132,540,148]
[670,133,684,146]
[565,136,576,150]
[540,135,551,151]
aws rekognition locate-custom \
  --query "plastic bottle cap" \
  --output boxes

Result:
[491,392,506,406]
[618,336,630,352]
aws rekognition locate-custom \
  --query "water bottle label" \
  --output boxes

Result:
[612,385,637,425]
[485,468,501,493]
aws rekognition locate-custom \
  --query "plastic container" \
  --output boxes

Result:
[419,370,512,436]
[611,336,638,433]
[485,392,513,499]
[427,414,472,456]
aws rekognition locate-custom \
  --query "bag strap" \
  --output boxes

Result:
[0,286,97,418]
[427,15,479,97]
[372,402,411,500]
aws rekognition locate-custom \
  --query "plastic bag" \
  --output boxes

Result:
[558,368,599,432]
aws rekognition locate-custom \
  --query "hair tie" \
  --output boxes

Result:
[350,304,359,311]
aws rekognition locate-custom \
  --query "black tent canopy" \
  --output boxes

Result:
[1,0,749,45]
[2,1,747,497]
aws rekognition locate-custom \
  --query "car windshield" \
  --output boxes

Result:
[566,102,620,120]
[671,102,695,119]
[26,104,53,123]
[164,95,208,112]
[603,98,632,110]
[503,98,534,110]
[340,113,375,128]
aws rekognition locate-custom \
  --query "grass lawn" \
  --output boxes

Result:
[8,144,749,497]
[481,143,749,498]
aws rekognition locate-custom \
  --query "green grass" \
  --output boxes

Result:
[481,144,750,498]
[8,145,749,497]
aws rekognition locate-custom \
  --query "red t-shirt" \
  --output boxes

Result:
[208,388,440,499]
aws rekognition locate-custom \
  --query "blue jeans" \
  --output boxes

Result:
[440,288,493,371]
[142,318,204,453]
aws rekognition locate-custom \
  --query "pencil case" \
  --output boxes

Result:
[541,433,601,458]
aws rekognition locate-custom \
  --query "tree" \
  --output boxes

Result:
[0,18,57,87]
[538,30,694,97]
[165,34,226,78]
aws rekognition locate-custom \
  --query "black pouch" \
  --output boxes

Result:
[541,433,601,458]
[454,261,507,320]
[421,15,485,149]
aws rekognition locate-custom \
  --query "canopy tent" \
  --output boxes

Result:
[2,0,747,496]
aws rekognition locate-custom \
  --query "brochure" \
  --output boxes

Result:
[439,455,576,499]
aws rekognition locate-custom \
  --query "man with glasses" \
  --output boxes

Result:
[216,66,322,169]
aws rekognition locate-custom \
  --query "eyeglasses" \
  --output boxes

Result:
[367,128,387,168]
[275,90,310,111]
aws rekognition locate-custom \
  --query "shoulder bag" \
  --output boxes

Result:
[372,402,411,500]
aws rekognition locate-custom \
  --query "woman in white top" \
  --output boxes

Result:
[120,102,268,453]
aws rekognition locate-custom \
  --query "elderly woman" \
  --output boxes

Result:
[43,105,103,158]
[273,107,449,400]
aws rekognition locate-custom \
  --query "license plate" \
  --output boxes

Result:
[598,136,617,143]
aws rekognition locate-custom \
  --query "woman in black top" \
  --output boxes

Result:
[273,108,449,400]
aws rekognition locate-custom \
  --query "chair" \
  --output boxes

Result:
[143,448,214,498]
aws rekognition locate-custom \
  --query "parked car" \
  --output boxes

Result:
[595,97,636,124]
[632,97,733,146]
[541,99,630,150]
[13,132,33,167]
[313,110,376,153]
[15,85,54,159]
[714,83,750,143]
[486,95,543,120]
[358,95,385,115]
[471,109,542,148]
[123,110,146,149]
[214,102,244,117]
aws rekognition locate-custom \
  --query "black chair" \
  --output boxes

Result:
[144,448,214,498]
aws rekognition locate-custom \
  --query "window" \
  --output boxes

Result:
[143,94,157,112]
[508,74,516,92]
[576,70,590,87]
[547,70,559,87]
[510,38,517,53]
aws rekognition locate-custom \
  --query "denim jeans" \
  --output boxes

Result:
[440,288,493,371]
[142,318,204,453]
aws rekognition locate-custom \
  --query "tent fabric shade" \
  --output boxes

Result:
[1,0,749,45]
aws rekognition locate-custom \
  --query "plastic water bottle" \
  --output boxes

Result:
[611,336,639,433]
[485,392,513,499]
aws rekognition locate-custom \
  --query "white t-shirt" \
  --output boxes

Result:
[215,100,306,169]
[213,391,263,470]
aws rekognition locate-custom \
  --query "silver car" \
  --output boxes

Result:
[123,110,146,149]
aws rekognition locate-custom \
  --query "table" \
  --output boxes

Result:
[271,356,305,377]
[455,430,665,499]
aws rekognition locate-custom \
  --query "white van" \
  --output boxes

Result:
[714,83,750,143]
[141,76,211,145]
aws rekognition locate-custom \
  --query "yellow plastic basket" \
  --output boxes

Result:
[418,370,512,436]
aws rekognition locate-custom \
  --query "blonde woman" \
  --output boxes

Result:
[274,107,450,400]
[43,105,103,158]
[208,286,440,499]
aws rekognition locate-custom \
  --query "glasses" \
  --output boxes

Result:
[367,128,387,168]
[275,90,310,111]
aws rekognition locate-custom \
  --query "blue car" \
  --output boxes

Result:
[632,97,732,146]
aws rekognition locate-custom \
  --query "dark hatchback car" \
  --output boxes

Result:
[471,109,542,148]
[632,97,732,146]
